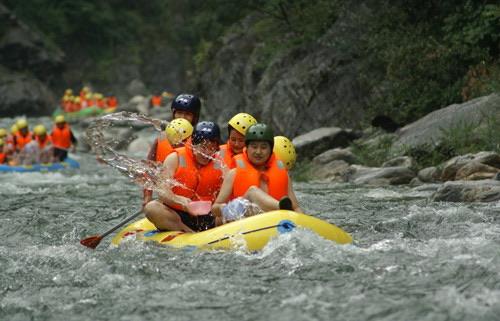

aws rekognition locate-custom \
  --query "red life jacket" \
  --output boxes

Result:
[15,132,32,150]
[170,146,223,211]
[0,152,5,164]
[51,125,72,149]
[232,151,289,201]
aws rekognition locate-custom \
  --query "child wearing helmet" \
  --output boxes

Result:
[219,113,257,171]
[144,121,223,232]
[212,123,302,225]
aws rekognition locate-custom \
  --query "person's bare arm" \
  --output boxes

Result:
[212,169,236,222]
[287,175,303,213]
[156,152,191,210]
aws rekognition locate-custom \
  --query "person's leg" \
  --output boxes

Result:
[243,186,279,212]
[144,200,194,232]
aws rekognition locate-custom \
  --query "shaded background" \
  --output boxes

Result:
[0,0,498,137]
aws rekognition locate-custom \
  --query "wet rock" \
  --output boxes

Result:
[312,148,358,165]
[455,161,499,181]
[440,154,475,181]
[127,136,154,155]
[417,167,442,183]
[382,156,415,169]
[292,127,361,160]
[347,165,415,185]
[473,151,500,168]
[309,160,350,182]
[409,177,424,187]
[432,180,500,202]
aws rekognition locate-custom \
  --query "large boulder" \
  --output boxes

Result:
[292,127,360,160]
[0,4,64,83]
[432,180,500,202]
[393,93,500,150]
[196,14,370,138]
[0,67,55,116]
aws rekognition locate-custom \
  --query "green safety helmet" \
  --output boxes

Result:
[245,123,274,149]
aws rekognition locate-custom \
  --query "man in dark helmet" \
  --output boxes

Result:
[144,121,223,232]
[143,93,202,208]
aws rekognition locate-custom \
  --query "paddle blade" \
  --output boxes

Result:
[80,235,103,249]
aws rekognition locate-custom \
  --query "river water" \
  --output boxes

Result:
[1,119,500,321]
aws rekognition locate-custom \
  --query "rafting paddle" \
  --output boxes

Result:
[80,209,143,249]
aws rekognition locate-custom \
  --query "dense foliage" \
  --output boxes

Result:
[4,0,499,124]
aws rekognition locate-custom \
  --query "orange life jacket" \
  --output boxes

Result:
[218,143,236,169]
[155,135,175,163]
[15,132,32,150]
[35,135,52,149]
[107,97,118,108]
[232,151,289,201]
[51,125,72,149]
[170,146,223,211]
[96,99,106,109]
[151,95,162,107]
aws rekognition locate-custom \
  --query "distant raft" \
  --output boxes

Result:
[53,106,117,122]
[0,157,80,173]
[112,210,352,251]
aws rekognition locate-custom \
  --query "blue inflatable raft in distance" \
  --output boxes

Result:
[0,158,80,173]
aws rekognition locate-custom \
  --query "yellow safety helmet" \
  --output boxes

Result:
[165,118,194,145]
[82,86,90,92]
[33,124,47,136]
[0,138,4,146]
[0,128,7,138]
[74,96,81,103]
[10,124,18,134]
[65,88,73,95]
[228,113,257,136]
[16,119,28,129]
[273,136,297,170]
[55,115,66,123]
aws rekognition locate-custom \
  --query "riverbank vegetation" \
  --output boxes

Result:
[4,0,499,126]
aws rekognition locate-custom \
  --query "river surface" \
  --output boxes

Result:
[1,122,500,321]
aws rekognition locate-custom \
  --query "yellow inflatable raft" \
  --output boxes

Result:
[111,210,352,251]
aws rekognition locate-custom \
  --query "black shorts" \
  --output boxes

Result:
[53,148,68,161]
[176,210,215,232]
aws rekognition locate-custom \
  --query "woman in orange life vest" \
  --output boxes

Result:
[51,115,78,162]
[218,113,257,173]
[144,121,223,232]
[143,94,202,207]
[212,123,302,226]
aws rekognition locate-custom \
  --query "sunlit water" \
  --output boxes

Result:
[1,118,500,321]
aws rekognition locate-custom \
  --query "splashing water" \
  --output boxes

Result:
[85,112,189,194]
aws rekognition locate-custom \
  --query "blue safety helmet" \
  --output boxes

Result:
[192,121,221,145]
[171,94,201,124]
